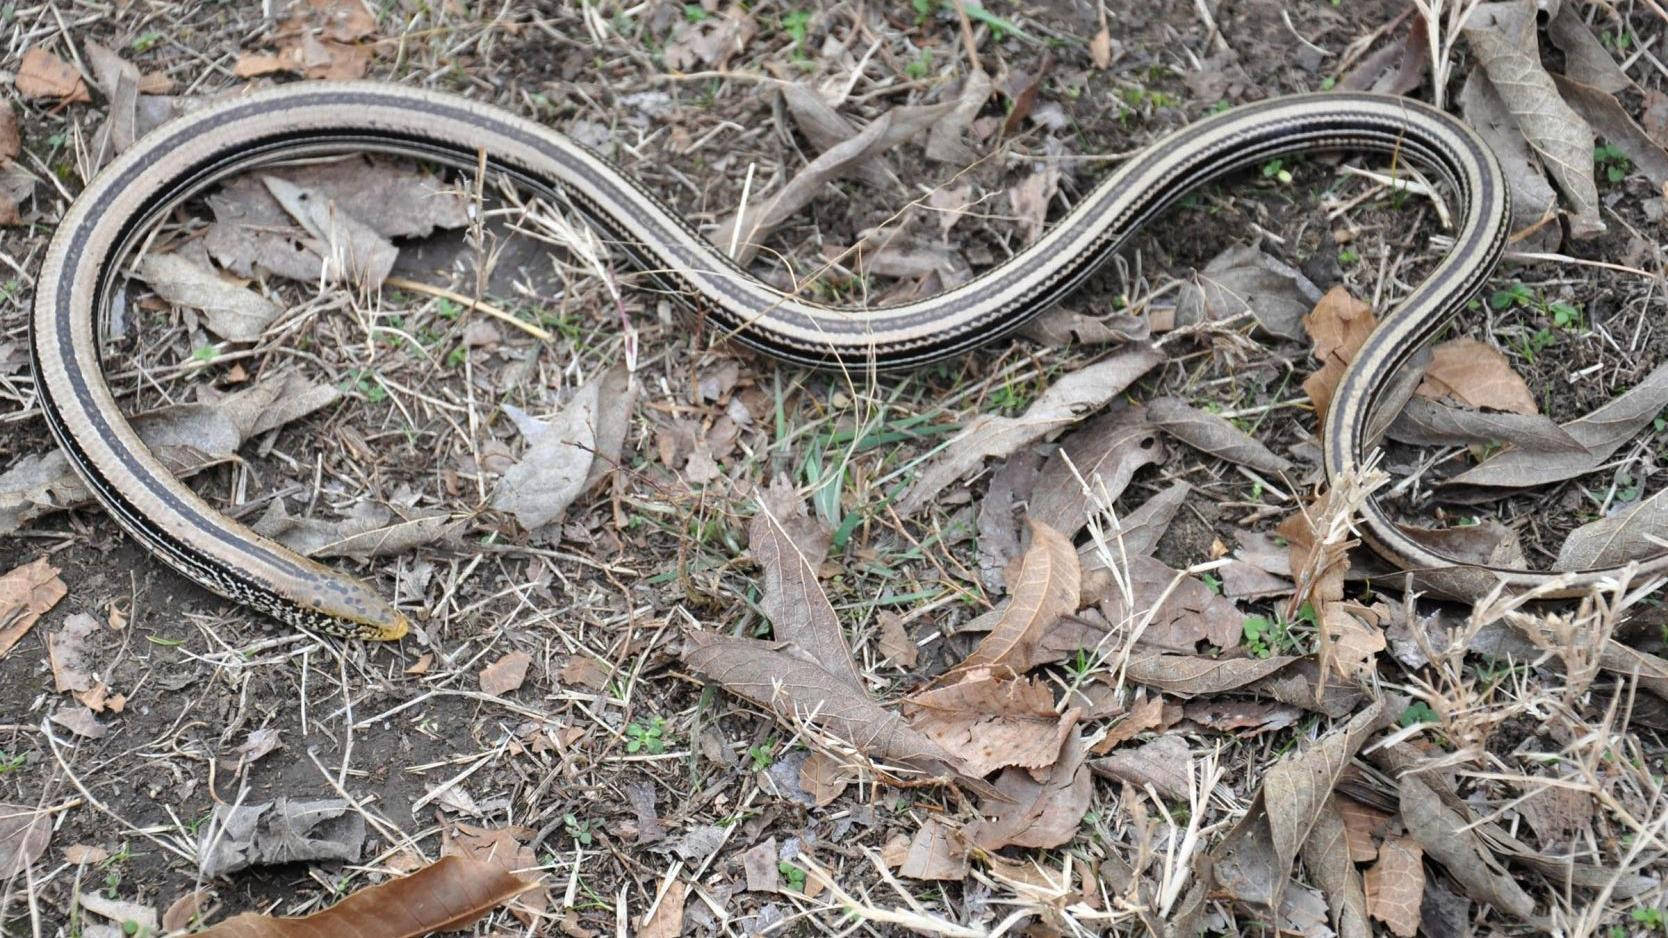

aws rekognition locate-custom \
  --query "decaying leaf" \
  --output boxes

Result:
[875,611,917,668]
[926,69,994,165]
[1555,486,1668,571]
[0,103,19,162]
[0,556,67,658]
[1458,67,1561,235]
[135,253,283,342]
[1088,733,1191,800]
[0,804,50,878]
[1212,699,1389,911]
[0,370,342,535]
[749,478,862,688]
[900,344,1164,513]
[1027,406,1164,538]
[903,669,1076,777]
[1545,2,1631,93]
[490,366,635,532]
[1386,398,1583,453]
[1008,165,1061,244]
[252,501,460,558]
[713,100,951,264]
[1552,75,1668,186]
[1079,482,1189,578]
[1339,15,1430,96]
[198,798,364,878]
[192,856,533,937]
[1399,774,1538,923]
[262,175,398,289]
[1090,554,1242,653]
[1398,520,1526,568]
[445,824,549,924]
[1174,243,1322,341]
[900,815,969,881]
[798,751,848,807]
[1463,0,1602,236]
[1449,360,1668,488]
[204,158,468,283]
[1148,396,1290,475]
[1414,337,1537,415]
[965,731,1092,851]
[479,651,532,696]
[950,520,1078,676]
[663,5,755,70]
[1302,287,1377,422]
[681,631,963,779]
[15,47,91,102]
[1299,797,1370,938]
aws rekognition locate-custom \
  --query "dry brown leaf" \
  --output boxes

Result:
[1089,28,1113,69]
[1398,520,1527,568]
[1181,698,1301,736]
[1301,287,1377,422]
[80,893,159,935]
[1125,653,1294,697]
[681,631,962,778]
[1513,783,1593,847]
[193,855,532,937]
[287,0,378,42]
[1007,165,1061,243]
[0,557,67,658]
[639,880,685,938]
[1337,797,1392,863]
[1089,734,1191,800]
[1415,337,1537,415]
[1555,486,1668,572]
[927,69,993,165]
[740,840,778,894]
[1175,243,1322,341]
[1546,3,1631,93]
[1091,691,1166,754]
[0,804,49,878]
[1339,16,1431,96]
[999,53,1053,137]
[559,656,611,691]
[950,520,1078,675]
[1027,405,1160,537]
[1027,407,1165,539]
[1213,699,1389,911]
[491,367,634,532]
[48,612,101,694]
[900,816,969,881]
[903,670,1076,776]
[479,651,532,696]
[1458,67,1562,236]
[1018,307,1148,347]
[15,48,90,102]
[1363,835,1424,937]
[1091,554,1242,653]
[900,344,1165,513]
[1553,75,1668,186]
[1450,360,1668,488]
[136,253,283,342]
[966,731,1092,851]
[1300,797,1370,938]
[1147,396,1291,475]
[1463,0,1603,236]
[251,499,458,559]
[714,100,949,264]
[664,5,754,69]
[0,103,19,162]
[1398,774,1538,923]
[749,478,861,688]
[262,175,397,288]
[163,889,211,933]
[444,824,548,924]
[797,751,848,807]
[1386,397,1583,453]
[1078,482,1189,581]
[1318,601,1387,682]
[875,611,917,668]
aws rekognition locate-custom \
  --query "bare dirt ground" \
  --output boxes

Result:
[1,0,1666,935]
